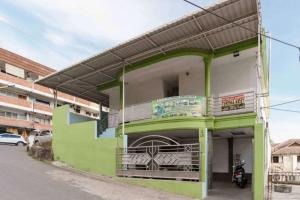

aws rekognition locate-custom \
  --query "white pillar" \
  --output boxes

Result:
[122,63,125,136]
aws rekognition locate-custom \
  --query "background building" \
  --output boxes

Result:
[271,139,300,172]
[0,48,99,137]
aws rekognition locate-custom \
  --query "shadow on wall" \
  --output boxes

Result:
[52,105,119,177]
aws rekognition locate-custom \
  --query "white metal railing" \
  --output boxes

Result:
[107,92,257,126]
[209,91,256,116]
[119,101,152,123]
[108,110,120,128]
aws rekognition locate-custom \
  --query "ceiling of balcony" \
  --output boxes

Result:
[36,0,260,106]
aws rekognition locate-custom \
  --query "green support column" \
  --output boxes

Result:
[204,56,212,114]
[254,123,265,200]
[199,128,208,199]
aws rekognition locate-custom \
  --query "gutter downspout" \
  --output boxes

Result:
[122,63,125,137]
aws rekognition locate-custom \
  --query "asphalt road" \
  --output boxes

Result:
[0,145,102,200]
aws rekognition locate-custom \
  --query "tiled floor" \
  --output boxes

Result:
[205,181,252,200]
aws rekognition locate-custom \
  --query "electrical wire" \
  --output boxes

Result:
[183,0,300,50]
[267,107,300,114]
[263,98,300,109]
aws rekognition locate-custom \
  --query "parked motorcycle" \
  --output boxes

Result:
[232,160,247,188]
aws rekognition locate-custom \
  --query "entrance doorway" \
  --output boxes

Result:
[207,127,253,200]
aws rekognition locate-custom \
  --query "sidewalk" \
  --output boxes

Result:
[51,161,197,200]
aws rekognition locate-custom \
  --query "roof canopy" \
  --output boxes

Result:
[37,0,260,106]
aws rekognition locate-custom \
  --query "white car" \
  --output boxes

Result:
[28,130,52,148]
[0,133,27,146]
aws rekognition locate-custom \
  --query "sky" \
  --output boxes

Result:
[0,0,299,143]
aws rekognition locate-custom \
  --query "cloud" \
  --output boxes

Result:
[7,0,187,43]
[0,14,9,24]
[44,31,69,46]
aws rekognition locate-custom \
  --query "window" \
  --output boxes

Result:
[10,135,20,138]
[297,156,300,163]
[0,111,5,117]
[17,113,27,120]
[272,156,279,163]
[164,77,179,98]
[35,99,50,105]
[18,94,27,100]
[86,111,91,116]
[11,113,17,119]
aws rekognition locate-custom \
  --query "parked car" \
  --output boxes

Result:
[28,130,52,148]
[0,133,27,146]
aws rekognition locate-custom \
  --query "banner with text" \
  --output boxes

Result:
[221,94,245,111]
[152,96,206,119]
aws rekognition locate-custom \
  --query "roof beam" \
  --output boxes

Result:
[192,16,215,51]
[60,73,94,87]
[80,63,115,80]
[109,51,132,66]
[57,85,107,104]
[144,35,166,54]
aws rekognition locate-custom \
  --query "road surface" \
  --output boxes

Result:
[0,145,193,200]
[0,145,102,200]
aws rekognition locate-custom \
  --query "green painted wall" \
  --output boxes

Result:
[116,177,202,199]
[53,105,266,199]
[52,105,117,177]
[254,123,265,200]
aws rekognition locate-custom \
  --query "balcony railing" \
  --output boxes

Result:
[0,72,95,109]
[33,102,53,113]
[0,95,32,109]
[108,92,257,127]
[208,91,256,116]
[269,171,300,185]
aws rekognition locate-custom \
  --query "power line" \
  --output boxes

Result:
[183,0,300,50]
[268,107,300,114]
[263,98,300,109]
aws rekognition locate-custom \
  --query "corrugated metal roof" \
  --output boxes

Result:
[272,139,300,155]
[37,0,260,106]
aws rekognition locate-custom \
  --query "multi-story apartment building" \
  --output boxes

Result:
[0,48,100,137]
[37,0,270,199]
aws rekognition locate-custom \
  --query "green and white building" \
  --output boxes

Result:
[37,0,270,199]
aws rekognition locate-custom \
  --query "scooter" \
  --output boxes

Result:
[232,160,247,188]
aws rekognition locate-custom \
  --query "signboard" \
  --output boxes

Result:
[152,96,205,119]
[221,94,245,111]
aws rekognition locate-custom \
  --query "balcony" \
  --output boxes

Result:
[33,102,53,113]
[0,72,95,109]
[0,71,32,88]
[0,95,32,110]
[108,92,256,127]
[0,116,32,129]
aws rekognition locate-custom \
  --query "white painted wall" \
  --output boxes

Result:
[293,155,298,171]
[105,87,120,110]
[179,68,205,96]
[212,56,257,96]
[213,138,229,173]
[125,78,164,106]
[233,138,253,173]
[283,156,293,171]
[213,137,253,174]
